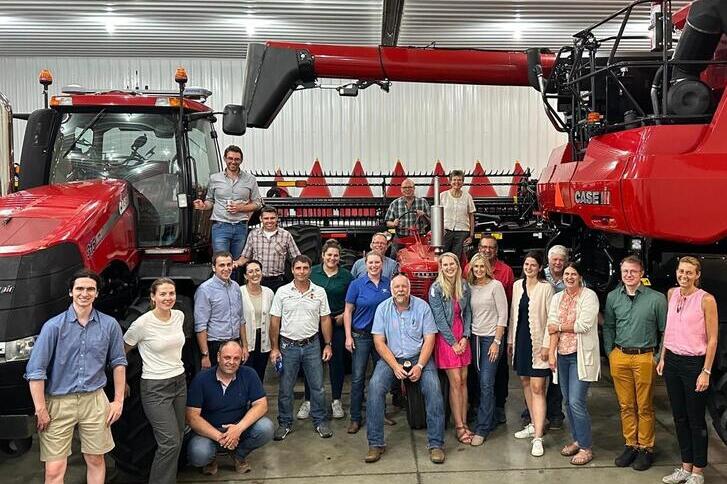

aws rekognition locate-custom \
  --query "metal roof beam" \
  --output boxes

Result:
[381,0,405,46]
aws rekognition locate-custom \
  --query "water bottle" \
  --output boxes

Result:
[275,357,284,374]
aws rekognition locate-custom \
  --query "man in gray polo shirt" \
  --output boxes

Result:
[194,251,249,369]
[193,145,262,259]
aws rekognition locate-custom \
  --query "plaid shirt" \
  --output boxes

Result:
[385,196,431,236]
[241,227,301,277]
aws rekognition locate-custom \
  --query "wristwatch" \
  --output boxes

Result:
[324,341,333,347]
[703,368,712,375]
[201,351,209,357]
[416,363,425,370]
[494,339,502,346]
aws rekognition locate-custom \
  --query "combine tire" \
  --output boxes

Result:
[0,437,32,458]
[286,225,322,266]
[707,336,727,445]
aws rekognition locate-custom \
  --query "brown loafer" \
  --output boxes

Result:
[202,457,218,475]
[233,457,251,474]
[365,446,386,463]
[384,415,396,426]
[429,447,445,464]
[347,421,361,434]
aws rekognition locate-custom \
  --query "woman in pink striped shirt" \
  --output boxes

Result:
[657,256,718,484]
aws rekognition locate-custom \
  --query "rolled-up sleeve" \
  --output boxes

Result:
[107,321,128,368]
[194,285,211,333]
[24,322,57,381]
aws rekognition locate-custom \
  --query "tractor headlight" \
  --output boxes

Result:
[0,336,37,362]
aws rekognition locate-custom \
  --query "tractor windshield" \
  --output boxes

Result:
[48,110,218,247]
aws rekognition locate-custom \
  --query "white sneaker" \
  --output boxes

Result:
[662,468,693,484]
[331,399,345,419]
[531,437,544,457]
[296,401,311,420]
[684,474,705,484]
[514,423,535,439]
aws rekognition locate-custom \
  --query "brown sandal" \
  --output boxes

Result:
[570,449,593,465]
[455,425,473,444]
[560,442,580,457]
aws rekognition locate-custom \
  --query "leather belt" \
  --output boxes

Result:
[616,345,654,355]
[281,334,318,347]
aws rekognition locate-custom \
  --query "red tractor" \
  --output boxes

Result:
[238,0,727,444]
[0,69,246,473]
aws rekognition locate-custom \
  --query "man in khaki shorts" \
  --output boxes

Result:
[25,268,127,484]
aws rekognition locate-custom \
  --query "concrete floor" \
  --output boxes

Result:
[2,367,727,484]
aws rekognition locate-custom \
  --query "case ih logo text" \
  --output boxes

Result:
[0,285,14,294]
[574,190,611,205]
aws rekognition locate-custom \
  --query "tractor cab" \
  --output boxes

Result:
[16,69,246,256]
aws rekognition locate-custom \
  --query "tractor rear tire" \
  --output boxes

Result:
[286,225,322,266]
[340,248,359,271]
[0,437,32,458]
[405,371,451,430]
[108,294,197,479]
[707,332,727,445]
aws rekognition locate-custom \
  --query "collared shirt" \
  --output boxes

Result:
[345,275,391,331]
[372,296,437,358]
[544,267,565,293]
[186,366,265,428]
[492,259,515,303]
[441,190,476,232]
[194,275,245,341]
[603,283,667,354]
[24,305,127,396]
[385,196,431,236]
[206,170,262,224]
[310,264,353,316]
[270,281,331,340]
[351,256,398,280]
[241,227,301,277]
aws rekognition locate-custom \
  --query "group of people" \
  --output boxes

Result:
[22,154,720,484]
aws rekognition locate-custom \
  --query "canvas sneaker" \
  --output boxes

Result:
[514,423,535,439]
[296,401,311,420]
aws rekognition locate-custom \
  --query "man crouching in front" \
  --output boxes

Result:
[186,340,274,476]
[365,274,446,464]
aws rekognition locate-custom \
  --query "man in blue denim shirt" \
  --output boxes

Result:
[25,269,127,484]
[365,274,445,464]
[195,251,249,369]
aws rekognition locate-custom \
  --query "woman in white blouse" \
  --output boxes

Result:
[440,169,476,260]
[241,259,275,382]
[466,253,508,446]
[123,278,186,484]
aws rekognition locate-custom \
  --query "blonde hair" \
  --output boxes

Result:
[436,252,464,300]
[679,256,702,287]
[466,253,493,284]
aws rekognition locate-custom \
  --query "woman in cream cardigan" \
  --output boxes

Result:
[546,262,601,466]
[508,251,555,457]
[241,259,275,382]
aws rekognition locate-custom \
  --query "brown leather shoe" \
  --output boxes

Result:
[384,414,396,426]
[233,457,251,473]
[365,446,386,463]
[202,457,218,475]
[347,421,361,434]
[429,447,445,464]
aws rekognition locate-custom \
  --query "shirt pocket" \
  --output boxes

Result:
[405,322,422,342]
[274,242,287,256]
[90,331,111,361]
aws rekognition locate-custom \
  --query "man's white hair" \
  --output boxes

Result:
[548,244,569,261]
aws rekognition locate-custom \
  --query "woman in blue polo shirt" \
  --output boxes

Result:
[344,251,391,434]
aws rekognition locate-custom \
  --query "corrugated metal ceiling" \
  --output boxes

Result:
[0,0,691,57]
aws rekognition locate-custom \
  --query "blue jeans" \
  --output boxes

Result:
[474,335,500,437]
[187,417,274,466]
[278,336,327,427]
[366,357,444,449]
[557,352,592,449]
[350,331,380,423]
[211,221,248,259]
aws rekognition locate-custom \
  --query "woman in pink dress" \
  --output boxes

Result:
[429,252,472,444]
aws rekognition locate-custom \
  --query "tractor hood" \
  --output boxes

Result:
[0,179,131,256]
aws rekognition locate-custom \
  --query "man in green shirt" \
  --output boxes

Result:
[603,255,667,472]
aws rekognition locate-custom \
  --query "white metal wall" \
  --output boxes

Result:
[0,56,566,183]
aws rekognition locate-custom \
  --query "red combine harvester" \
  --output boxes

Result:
[0,69,247,473]
[239,0,727,443]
